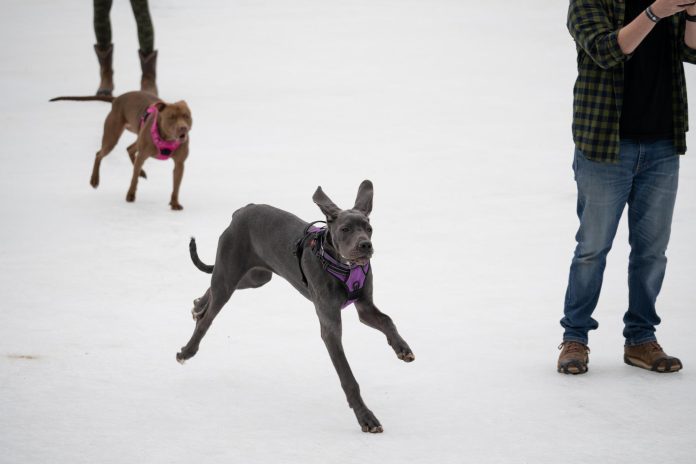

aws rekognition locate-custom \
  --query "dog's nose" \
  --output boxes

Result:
[358,240,372,252]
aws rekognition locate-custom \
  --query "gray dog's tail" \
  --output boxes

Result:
[189,237,214,274]
[49,95,115,102]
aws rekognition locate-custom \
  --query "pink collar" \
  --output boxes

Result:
[141,104,181,160]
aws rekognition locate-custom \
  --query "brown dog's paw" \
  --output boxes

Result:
[90,176,99,188]
[170,202,184,211]
[139,170,147,179]
[126,191,135,202]
[397,351,415,363]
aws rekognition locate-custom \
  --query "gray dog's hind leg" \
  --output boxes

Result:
[192,271,271,319]
[236,268,272,290]
[191,288,211,320]
[316,306,383,433]
[177,273,237,363]
[179,268,271,362]
[355,300,415,362]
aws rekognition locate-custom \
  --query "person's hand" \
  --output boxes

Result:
[651,0,695,18]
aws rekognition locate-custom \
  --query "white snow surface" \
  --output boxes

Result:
[2,0,696,463]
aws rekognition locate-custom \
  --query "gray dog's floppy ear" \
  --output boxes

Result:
[353,180,373,216]
[313,186,341,221]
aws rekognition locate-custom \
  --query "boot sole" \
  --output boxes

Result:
[557,359,588,375]
[624,355,682,373]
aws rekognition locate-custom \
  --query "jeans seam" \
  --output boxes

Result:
[635,142,644,173]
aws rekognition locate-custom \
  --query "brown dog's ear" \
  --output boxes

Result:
[154,101,167,112]
[313,186,341,221]
[353,180,373,216]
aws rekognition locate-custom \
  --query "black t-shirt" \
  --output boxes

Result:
[619,0,674,139]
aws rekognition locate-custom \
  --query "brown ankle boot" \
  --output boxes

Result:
[139,49,158,96]
[557,341,590,374]
[624,341,682,373]
[94,44,114,96]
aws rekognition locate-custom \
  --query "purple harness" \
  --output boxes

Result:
[295,223,370,309]
[140,104,181,160]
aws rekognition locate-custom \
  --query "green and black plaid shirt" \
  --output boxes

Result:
[568,0,696,162]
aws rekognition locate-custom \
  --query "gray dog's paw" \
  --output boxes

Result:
[362,425,383,433]
[362,424,384,433]
[390,340,415,362]
[176,348,195,364]
[357,409,383,433]
[397,351,415,363]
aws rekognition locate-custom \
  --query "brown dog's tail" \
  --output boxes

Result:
[49,95,114,102]
[189,238,214,274]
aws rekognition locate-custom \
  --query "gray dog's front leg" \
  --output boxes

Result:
[355,300,415,362]
[317,306,383,433]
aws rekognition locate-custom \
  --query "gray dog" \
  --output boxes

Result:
[177,180,414,433]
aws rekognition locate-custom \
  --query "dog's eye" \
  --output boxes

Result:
[340,226,350,233]
[366,226,373,233]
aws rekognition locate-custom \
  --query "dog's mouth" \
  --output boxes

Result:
[177,133,188,142]
[344,253,372,266]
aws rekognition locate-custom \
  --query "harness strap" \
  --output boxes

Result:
[294,222,370,308]
[140,104,181,160]
[294,221,326,286]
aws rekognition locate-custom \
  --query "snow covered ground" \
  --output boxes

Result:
[1,0,695,462]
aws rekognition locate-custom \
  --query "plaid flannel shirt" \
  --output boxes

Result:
[568,0,696,162]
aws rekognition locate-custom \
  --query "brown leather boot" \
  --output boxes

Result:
[557,341,590,374]
[94,44,114,96]
[139,49,158,96]
[624,341,682,373]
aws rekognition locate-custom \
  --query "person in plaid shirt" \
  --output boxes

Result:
[558,0,696,375]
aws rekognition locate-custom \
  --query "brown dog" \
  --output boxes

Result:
[51,91,192,210]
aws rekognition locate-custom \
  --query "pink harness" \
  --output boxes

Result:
[141,104,181,160]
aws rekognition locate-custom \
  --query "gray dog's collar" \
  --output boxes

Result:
[294,222,370,308]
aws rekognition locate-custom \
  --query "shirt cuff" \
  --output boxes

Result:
[607,30,633,64]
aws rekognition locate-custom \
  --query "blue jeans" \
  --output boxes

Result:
[561,139,679,346]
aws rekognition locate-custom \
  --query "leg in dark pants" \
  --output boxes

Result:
[93,0,113,48]
[129,0,155,54]
[130,0,158,95]
[93,0,114,95]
